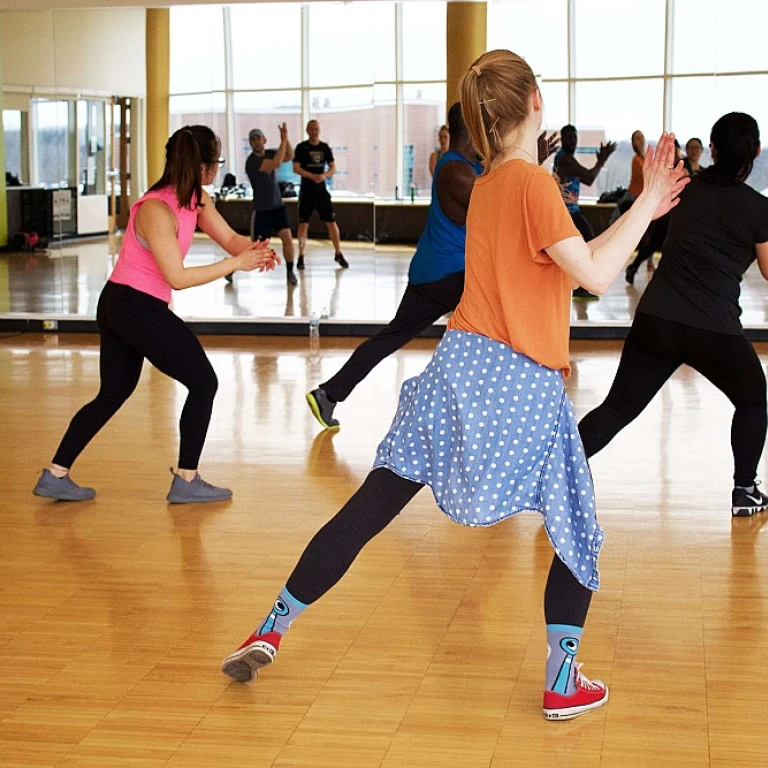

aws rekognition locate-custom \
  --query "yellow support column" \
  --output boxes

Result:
[446,2,487,109]
[146,9,170,186]
[0,37,8,248]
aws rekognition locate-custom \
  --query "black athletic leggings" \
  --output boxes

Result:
[286,468,592,627]
[321,271,465,403]
[627,214,669,275]
[52,281,218,470]
[578,312,767,486]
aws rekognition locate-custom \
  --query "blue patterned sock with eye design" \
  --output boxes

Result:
[546,624,583,696]
[256,586,307,637]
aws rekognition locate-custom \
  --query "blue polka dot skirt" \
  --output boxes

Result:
[373,329,604,591]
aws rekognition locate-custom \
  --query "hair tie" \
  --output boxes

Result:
[472,65,482,77]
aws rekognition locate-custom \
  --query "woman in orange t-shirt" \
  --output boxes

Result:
[222,50,686,722]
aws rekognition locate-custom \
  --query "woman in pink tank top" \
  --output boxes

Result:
[34,125,279,504]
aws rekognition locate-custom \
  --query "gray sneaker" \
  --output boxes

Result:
[166,468,232,504]
[33,469,96,501]
[306,388,340,431]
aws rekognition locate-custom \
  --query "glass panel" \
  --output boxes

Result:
[232,91,302,189]
[542,0,568,79]
[402,2,446,82]
[308,87,375,197]
[403,83,445,198]
[231,4,301,90]
[671,0,716,74]
[574,79,664,199]
[77,100,106,196]
[308,3,375,87]
[34,99,76,189]
[374,2,396,83]
[487,0,546,76]
[168,93,229,182]
[575,0,666,78]
[170,6,226,94]
[373,83,396,199]
[673,0,768,75]
[541,81,569,132]
[3,110,25,183]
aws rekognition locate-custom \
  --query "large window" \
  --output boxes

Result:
[169,2,447,199]
[489,0,768,197]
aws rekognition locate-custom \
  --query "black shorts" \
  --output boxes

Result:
[251,206,291,241]
[298,189,335,223]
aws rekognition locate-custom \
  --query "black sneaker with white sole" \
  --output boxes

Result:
[732,483,768,517]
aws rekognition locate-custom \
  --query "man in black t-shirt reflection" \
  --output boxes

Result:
[293,120,349,269]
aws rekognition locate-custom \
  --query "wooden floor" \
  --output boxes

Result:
[2,332,767,767]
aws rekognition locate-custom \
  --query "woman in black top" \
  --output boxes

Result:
[580,112,768,517]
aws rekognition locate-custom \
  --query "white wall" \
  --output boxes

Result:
[1,8,146,97]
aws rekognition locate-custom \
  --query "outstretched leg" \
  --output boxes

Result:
[578,313,680,459]
[222,468,423,681]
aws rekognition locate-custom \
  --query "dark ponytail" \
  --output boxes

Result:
[702,112,760,185]
[149,125,220,209]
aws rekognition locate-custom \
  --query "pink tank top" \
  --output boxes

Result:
[109,186,199,303]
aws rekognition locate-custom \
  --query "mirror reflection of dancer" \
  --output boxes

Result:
[293,120,348,269]
[221,51,686,721]
[553,125,617,300]
[428,123,450,176]
[305,103,480,430]
[244,125,297,285]
[32,126,278,504]
[305,103,558,431]
[581,112,768,518]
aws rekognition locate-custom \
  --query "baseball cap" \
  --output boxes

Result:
[249,129,265,140]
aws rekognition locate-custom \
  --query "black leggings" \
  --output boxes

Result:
[321,272,464,403]
[52,282,218,470]
[627,214,669,275]
[286,468,592,627]
[578,312,767,486]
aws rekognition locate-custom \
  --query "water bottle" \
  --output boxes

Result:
[320,305,329,320]
[309,311,320,358]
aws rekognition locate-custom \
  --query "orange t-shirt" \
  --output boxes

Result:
[448,160,579,376]
[628,154,644,198]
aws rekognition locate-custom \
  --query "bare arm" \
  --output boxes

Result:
[136,197,277,290]
[435,161,476,227]
[545,134,687,294]
[196,190,254,255]
[323,161,336,179]
[429,152,438,177]
[756,241,768,280]
[259,123,292,172]
[293,161,323,184]
[556,153,604,188]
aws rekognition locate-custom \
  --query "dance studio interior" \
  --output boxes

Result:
[1,1,767,765]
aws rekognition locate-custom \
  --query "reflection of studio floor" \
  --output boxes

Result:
[2,233,768,336]
[3,333,768,764]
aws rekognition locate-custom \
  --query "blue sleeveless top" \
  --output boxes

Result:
[408,151,483,285]
[554,149,580,214]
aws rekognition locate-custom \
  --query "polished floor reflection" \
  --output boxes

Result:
[3,234,767,328]
[2,332,768,766]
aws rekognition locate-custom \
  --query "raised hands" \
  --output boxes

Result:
[237,239,281,273]
[595,141,617,165]
[538,131,560,164]
[278,122,288,142]
[642,132,690,220]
